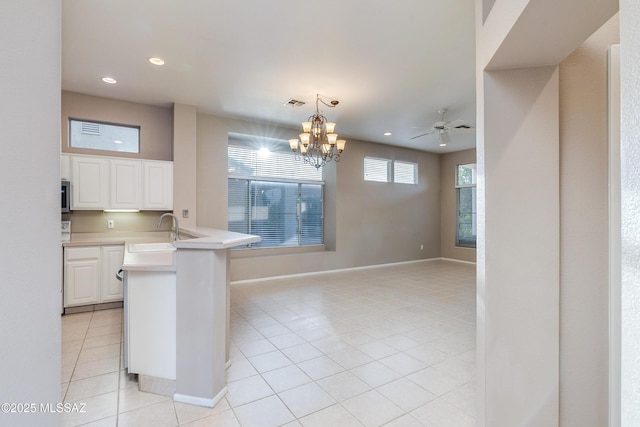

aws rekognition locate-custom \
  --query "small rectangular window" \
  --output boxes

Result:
[456,163,477,186]
[69,119,140,154]
[364,157,391,182]
[393,161,418,184]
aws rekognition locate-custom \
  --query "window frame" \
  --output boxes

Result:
[227,144,325,250]
[364,156,419,184]
[69,118,140,154]
[393,160,419,185]
[455,163,477,249]
[364,156,392,183]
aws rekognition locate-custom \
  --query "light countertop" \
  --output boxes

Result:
[63,231,173,247]
[63,228,260,272]
[174,227,261,249]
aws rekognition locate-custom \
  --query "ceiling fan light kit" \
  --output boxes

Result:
[289,94,346,169]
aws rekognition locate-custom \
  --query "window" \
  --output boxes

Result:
[69,119,140,153]
[364,157,418,184]
[456,163,477,248]
[393,161,418,184]
[228,144,323,248]
[364,157,391,182]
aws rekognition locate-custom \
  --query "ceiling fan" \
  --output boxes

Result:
[410,108,474,146]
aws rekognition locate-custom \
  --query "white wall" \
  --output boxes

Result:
[620,0,640,424]
[479,66,561,427]
[0,1,62,426]
[476,0,618,425]
[558,15,619,426]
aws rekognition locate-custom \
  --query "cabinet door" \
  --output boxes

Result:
[64,247,101,307]
[110,159,142,210]
[143,161,173,210]
[101,245,124,302]
[71,156,109,209]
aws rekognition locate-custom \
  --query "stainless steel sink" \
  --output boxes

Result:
[127,242,176,253]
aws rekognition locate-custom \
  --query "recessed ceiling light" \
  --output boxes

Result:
[439,143,447,147]
[148,57,165,66]
[383,132,392,136]
[101,77,117,84]
[114,140,123,144]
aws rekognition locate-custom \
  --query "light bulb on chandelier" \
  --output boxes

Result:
[289,94,347,169]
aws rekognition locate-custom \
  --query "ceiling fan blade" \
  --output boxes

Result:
[445,119,467,129]
[453,126,475,134]
[409,129,435,140]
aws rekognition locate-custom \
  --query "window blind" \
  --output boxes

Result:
[364,157,391,182]
[227,144,324,248]
[393,161,418,184]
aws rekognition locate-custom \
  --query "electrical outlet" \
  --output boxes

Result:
[107,219,115,229]
[182,209,189,218]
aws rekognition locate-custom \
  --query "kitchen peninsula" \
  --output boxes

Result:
[67,226,260,408]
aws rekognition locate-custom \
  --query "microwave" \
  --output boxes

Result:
[61,180,71,213]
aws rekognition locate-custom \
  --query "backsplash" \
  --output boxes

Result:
[61,210,173,233]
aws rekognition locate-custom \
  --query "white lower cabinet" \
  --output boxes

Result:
[101,245,125,302]
[126,270,176,379]
[64,247,100,306]
[64,245,124,308]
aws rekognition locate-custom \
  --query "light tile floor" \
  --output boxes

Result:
[61,260,476,427]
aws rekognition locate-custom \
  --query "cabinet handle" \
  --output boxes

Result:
[116,269,124,281]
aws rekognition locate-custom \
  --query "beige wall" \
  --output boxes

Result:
[61,91,173,161]
[62,210,173,233]
[193,113,442,281]
[440,149,477,262]
[173,104,198,228]
[558,14,618,426]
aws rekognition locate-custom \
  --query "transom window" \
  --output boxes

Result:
[69,119,140,154]
[456,163,477,248]
[228,144,323,248]
[364,157,418,184]
[393,161,418,184]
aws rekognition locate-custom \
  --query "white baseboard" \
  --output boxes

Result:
[231,257,452,285]
[439,257,477,265]
[174,386,227,408]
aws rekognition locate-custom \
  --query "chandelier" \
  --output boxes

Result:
[289,94,346,169]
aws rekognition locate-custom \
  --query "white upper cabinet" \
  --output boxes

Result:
[63,153,173,211]
[110,159,142,210]
[143,161,173,210]
[71,156,109,210]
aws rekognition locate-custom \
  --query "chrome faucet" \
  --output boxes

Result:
[157,213,180,241]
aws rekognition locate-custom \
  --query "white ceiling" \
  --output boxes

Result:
[62,0,476,154]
